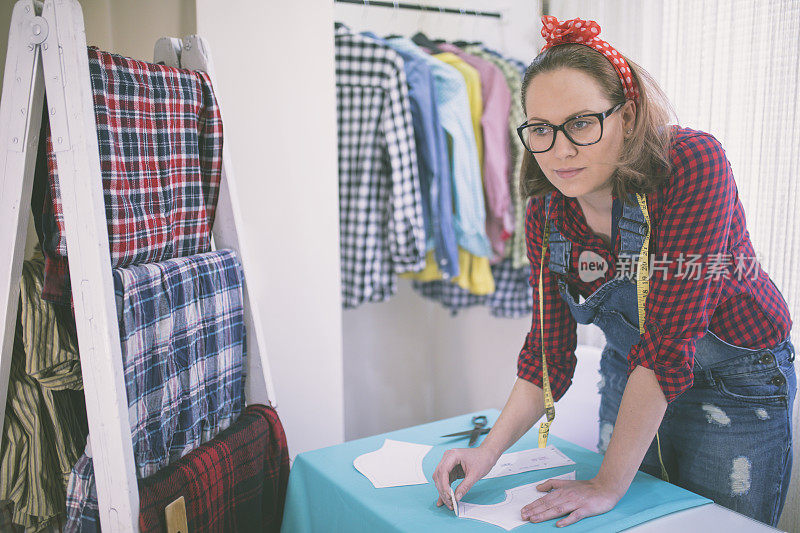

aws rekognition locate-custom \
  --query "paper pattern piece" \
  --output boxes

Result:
[450,486,459,517]
[353,439,433,488]
[458,471,577,530]
[483,445,575,479]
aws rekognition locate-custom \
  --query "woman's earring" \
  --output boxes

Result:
[626,129,633,134]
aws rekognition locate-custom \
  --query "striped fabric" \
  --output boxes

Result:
[37,46,223,306]
[66,405,289,533]
[0,500,63,533]
[64,249,247,532]
[0,252,87,531]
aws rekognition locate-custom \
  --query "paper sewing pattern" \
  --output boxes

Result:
[458,471,577,530]
[483,445,575,479]
[450,486,459,517]
[353,439,433,488]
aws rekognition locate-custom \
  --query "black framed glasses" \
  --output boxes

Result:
[517,102,626,154]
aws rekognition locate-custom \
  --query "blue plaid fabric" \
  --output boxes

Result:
[64,249,246,532]
[64,454,98,533]
[115,248,246,476]
[412,258,532,318]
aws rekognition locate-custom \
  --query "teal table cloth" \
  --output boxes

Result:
[281,409,711,532]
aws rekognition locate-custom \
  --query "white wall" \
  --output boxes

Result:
[334,0,608,446]
[195,0,344,458]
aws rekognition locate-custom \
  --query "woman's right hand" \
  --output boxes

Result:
[432,445,500,510]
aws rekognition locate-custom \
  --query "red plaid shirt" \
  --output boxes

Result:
[138,404,289,533]
[36,47,223,306]
[518,126,792,403]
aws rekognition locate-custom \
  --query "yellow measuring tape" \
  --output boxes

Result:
[538,193,669,482]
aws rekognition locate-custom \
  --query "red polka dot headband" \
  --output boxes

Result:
[540,15,640,102]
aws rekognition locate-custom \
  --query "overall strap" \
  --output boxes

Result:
[543,192,571,274]
[618,192,650,257]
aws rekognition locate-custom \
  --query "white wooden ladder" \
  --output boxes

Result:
[0,0,277,530]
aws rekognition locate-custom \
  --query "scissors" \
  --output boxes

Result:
[440,415,491,446]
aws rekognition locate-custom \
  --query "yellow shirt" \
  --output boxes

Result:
[402,249,495,295]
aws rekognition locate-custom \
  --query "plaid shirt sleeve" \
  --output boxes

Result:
[517,196,578,401]
[627,132,737,402]
[383,53,427,273]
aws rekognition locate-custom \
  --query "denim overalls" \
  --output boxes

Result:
[543,191,797,527]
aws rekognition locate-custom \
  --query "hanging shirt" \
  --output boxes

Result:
[413,257,532,318]
[431,52,496,295]
[439,44,514,261]
[34,47,224,307]
[387,38,494,295]
[464,45,529,270]
[517,126,793,402]
[387,38,490,258]
[0,251,87,531]
[65,405,289,533]
[335,25,427,308]
[433,53,485,176]
[482,46,528,76]
[364,32,459,279]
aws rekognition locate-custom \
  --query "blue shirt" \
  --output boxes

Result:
[387,37,492,259]
[364,32,459,278]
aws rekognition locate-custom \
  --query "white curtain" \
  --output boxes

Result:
[549,1,800,530]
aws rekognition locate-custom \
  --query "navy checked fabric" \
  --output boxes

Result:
[64,249,246,532]
[412,258,532,318]
[64,454,97,533]
[517,127,793,402]
[335,24,427,308]
[114,249,246,476]
[39,47,223,305]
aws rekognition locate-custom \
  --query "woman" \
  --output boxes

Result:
[432,16,796,528]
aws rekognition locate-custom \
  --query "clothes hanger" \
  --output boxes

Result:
[412,29,445,53]
[451,10,483,48]
[384,1,412,40]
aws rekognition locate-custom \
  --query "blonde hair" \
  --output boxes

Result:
[519,43,677,207]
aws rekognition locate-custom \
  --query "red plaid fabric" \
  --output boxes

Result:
[138,404,290,533]
[518,126,792,402]
[39,47,223,305]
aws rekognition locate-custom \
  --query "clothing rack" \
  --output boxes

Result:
[334,0,503,19]
[0,0,276,530]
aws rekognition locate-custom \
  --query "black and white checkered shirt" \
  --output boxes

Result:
[335,24,426,308]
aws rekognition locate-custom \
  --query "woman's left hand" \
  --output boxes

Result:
[520,476,623,527]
